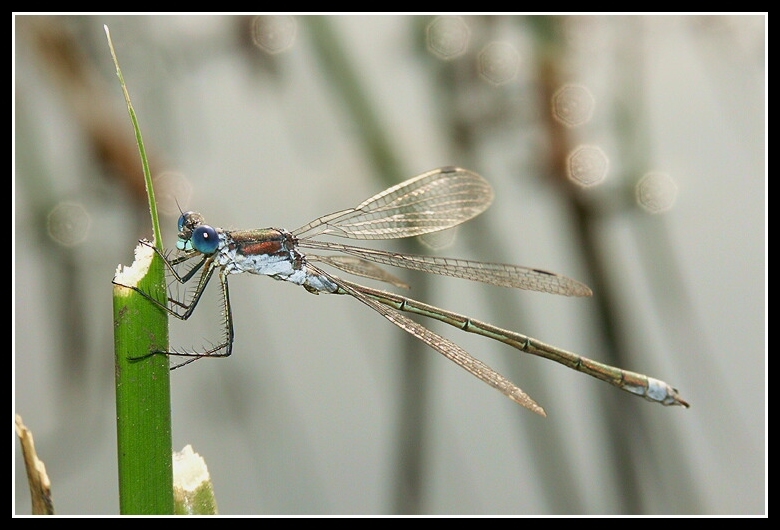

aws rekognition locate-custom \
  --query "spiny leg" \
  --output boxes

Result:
[114,243,234,364]
[169,269,235,368]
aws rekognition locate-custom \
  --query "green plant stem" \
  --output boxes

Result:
[113,270,173,514]
[106,25,174,515]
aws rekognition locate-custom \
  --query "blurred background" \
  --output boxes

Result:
[14,14,765,515]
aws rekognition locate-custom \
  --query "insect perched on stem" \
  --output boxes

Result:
[116,167,689,416]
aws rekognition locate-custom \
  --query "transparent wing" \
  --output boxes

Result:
[293,167,494,240]
[299,241,592,296]
[307,255,410,289]
[306,264,546,415]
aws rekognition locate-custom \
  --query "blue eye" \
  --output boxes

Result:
[191,225,219,254]
[177,212,194,231]
[177,212,209,250]
[178,211,203,231]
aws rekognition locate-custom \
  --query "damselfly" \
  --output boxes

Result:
[116,167,689,416]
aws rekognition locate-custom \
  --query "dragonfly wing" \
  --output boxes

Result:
[308,264,546,415]
[293,167,494,240]
[307,255,410,289]
[299,242,592,296]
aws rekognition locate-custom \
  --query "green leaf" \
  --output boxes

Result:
[107,25,174,515]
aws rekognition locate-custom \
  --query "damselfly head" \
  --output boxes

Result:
[176,211,209,252]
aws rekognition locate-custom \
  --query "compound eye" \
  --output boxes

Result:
[178,211,204,232]
[177,212,193,232]
[191,225,219,255]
